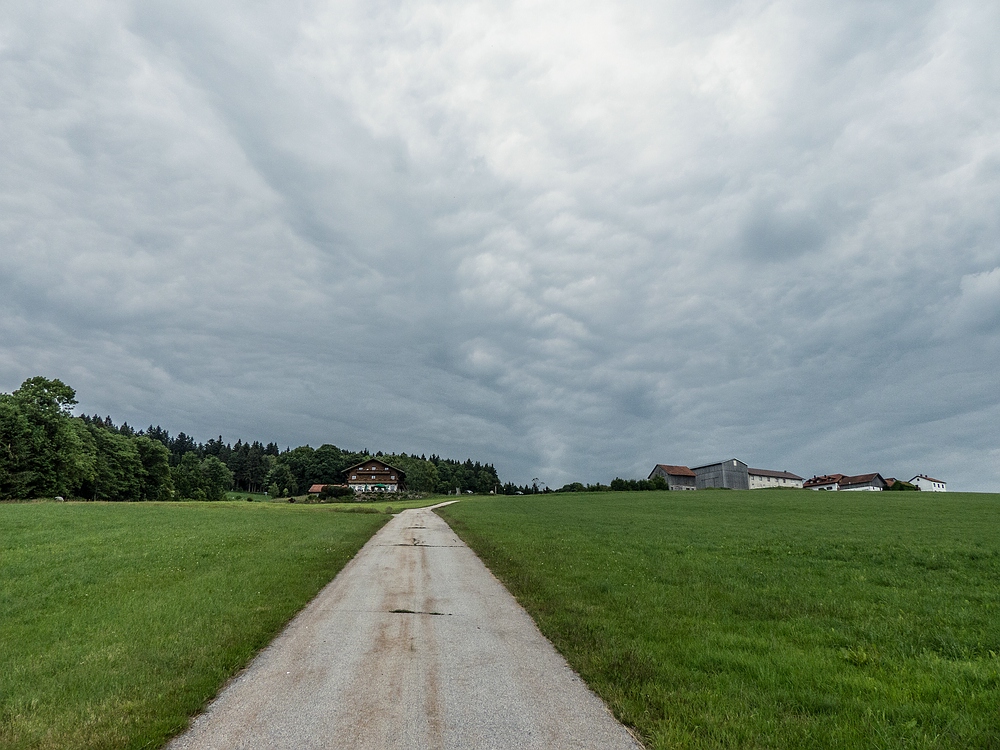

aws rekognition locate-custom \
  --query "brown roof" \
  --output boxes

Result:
[748,468,803,480]
[308,484,328,494]
[803,474,844,487]
[343,459,406,477]
[653,464,696,477]
[912,474,944,484]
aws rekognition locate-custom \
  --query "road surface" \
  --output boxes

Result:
[166,503,643,749]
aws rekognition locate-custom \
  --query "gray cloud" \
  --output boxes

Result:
[2,0,998,489]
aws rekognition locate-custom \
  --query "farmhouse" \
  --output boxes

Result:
[748,468,804,489]
[804,473,888,491]
[911,474,947,492]
[344,459,406,492]
[647,464,697,490]
[803,474,843,491]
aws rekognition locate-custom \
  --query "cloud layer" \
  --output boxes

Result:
[2,0,998,489]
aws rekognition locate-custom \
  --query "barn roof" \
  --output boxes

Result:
[748,468,803,480]
[840,473,883,485]
[653,464,696,477]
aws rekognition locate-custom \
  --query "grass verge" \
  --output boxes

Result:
[0,501,388,750]
[437,491,1000,749]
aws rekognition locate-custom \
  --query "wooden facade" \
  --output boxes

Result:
[648,464,697,490]
[345,459,406,492]
[692,459,750,490]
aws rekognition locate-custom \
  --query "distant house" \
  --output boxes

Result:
[748,468,804,489]
[648,464,697,490]
[839,473,888,491]
[344,459,406,492]
[804,474,844,491]
[692,459,750,490]
[308,484,328,495]
[804,473,887,491]
[911,474,947,492]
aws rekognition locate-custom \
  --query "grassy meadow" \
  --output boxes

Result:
[223,490,446,514]
[438,490,1000,749]
[0,501,389,750]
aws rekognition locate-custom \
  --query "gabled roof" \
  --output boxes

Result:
[748,468,803,480]
[691,458,747,470]
[911,474,945,484]
[652,464,696,477]
[805,472,887,488]
[839,473,884,486]
[803,474,844,487]
[308,484,328,494]
[343,459,406,476]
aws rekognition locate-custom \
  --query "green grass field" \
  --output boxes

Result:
[224,490,447,514]
[0,501,389,750]
[437,491,1000,749]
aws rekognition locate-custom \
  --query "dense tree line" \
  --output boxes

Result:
[261,448,502,497]
[0,376,505,501]
[0,377,176,501]
[554,476,668,493]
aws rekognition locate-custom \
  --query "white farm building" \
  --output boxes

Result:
[748,468,803,489]
[911,474,947,492]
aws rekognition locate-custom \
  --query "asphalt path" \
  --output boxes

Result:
[166,502,643,750]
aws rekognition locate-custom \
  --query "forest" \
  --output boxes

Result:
[0,377,504,501]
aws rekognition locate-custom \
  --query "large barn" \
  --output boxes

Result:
[691,459,750,490]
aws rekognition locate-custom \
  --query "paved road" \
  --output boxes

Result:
[167,503,643,750]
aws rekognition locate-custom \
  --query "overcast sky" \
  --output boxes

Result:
[2,0,998,489]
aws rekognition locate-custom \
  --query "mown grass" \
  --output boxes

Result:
[0,501,388,750]
[437,491,1000,749]
[224,490,447,514]
[304,496,449,513]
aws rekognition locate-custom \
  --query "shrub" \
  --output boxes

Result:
[319,485,355,501]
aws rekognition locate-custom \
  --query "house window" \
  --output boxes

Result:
[352,475,357,479]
